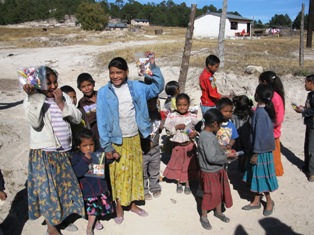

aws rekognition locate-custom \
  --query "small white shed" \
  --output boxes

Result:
[194,12,252,38]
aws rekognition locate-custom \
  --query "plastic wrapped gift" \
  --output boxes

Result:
[134,52,154,76]
[17,66,48,90]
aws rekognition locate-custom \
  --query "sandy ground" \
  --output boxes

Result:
[0,36,314,235]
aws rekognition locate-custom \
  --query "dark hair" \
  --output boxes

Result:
[255,84,276,122]
[74,128,98,151]
[165,81,180,105]
[176,93,190,105]
[203,108,224,126]
[108,57,129,71]
[232,95,253,120]
[216,97,233,111]
[77,73,95,89]
[60,85,76,94]
[259,71,285,109]
[305,74,314,82]
[205,54,220,67]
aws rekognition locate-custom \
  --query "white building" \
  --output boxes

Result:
[131,19,149,26]
[194,12,252,38]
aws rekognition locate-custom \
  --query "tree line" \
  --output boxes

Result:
[0,0,309,30]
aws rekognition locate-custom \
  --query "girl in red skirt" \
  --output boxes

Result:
[197,109,237,230]
[163,93,199,195]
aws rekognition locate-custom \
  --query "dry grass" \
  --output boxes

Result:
[1,25,312,75]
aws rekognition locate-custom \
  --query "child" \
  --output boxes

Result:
[242,84,278,216]
[294,74,314,182]
[232,95,254,172]
[61,85,86,149]
[0,169,7,201]
[77,73,99,142]
[163,80,180,116]
[60,85,77,106]
[259,71,285,176]
[23,66,85,235]
[163,93,199,195]
[199,55,231,116]
[97,56,164,224]
[71,128,117,235]
[198,109,237,230]
[141,97,162,200]
[216,98,239,151]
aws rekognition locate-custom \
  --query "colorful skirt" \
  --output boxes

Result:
[243,152,279,193]
[28,149,85,226]
[85,192,114,216]
[201,169,233,211]
[110,134,144,206]
[163,142,199,183]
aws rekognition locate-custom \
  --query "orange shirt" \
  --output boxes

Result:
[199,68,221,107]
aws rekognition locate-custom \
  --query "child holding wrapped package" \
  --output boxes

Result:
[197,109,237,230]
[22,66,85,235]
[163,93,199,195]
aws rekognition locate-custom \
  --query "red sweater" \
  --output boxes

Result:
[199,68,221,107]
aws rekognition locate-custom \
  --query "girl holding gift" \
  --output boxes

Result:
[22,66,85,235]
[71,128,116,235]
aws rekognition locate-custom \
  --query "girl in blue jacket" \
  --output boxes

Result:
[71,128,117,235]
[97,55,164,224]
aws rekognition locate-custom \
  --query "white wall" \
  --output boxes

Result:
[194,14,250,38]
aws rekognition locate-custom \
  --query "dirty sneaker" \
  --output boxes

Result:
[200,216,212,230]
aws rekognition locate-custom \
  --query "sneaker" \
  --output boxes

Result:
[176,185,183,194]
[184,186,191,195]
[152,190,161,198]
[309,175,314,182]
[145,193,153,200]
[200,216,212,230]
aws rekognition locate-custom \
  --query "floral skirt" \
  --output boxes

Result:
[110,134,144,206]
[85,192,114,216]
[28,149,85,226]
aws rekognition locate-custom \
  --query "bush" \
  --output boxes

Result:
[75,2,108,31]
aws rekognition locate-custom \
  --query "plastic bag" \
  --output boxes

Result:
[17,66,48,90]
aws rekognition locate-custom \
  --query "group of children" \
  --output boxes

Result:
[13,52,314,234]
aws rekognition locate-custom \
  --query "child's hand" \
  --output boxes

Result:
[106,150,120,160]
[85,152,92,159]
[250,154,258,165]
[294,105,304,113]
[53,88,64,110]
[0,191,7,201]
[176,124,186,130]
[23,84,37,95]
[188,130,198,139]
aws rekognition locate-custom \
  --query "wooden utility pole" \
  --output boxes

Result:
[178,4,196,92]
[218,0,228,67]
[306,0,314,48]
[300,4,305,66]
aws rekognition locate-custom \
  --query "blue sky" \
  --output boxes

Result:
[111,0,309,23]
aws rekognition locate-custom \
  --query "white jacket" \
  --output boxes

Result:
[23,92,82,149]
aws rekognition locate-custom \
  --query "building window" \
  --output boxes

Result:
[230,22,238,30]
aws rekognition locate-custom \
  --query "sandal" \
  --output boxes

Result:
[214,212,230,223]
[94,221,103,230]
[130,208,148,217]
[114,216,124,224]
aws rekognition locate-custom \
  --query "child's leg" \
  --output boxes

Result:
[251,193,262,205]
[46,221,61,235]
[142,153,150,195]
[264,192,274,211]
[116,199,124,218]
[148,146,161,194]
[86,215,96,234]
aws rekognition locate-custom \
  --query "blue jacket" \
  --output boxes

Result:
[96,64,164,152]
[70,150,112,199]
[251,107,275,153]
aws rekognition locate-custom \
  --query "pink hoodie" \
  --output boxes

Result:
[272,92,285,138]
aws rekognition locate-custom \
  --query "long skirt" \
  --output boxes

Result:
[163,142,199,183]
[28,149,85,226]
[111,134,144,206]
[273,138,284,176]
[243,152,279,193]
[201,169,233,211]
